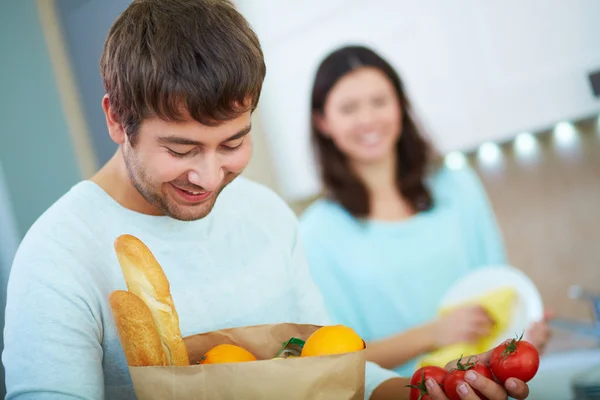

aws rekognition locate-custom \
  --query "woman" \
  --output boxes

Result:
[299,45,551,377]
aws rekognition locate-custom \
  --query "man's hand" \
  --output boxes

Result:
[425,349,530,399]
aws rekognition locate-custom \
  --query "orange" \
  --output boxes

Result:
[301,325,365,357]
[199,344,257,364]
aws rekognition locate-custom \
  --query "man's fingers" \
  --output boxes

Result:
[463,371,508,400]
[472,349,492,366]
[453,380,495,400]
[425,378,450,400]
[505,378,530,400]
[445,351,491,370]
[475,351,490,365]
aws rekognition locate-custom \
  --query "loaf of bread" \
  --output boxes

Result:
[109,290,168,366]
[112,234,190,366]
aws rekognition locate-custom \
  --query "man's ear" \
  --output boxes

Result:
[102,94,126,145]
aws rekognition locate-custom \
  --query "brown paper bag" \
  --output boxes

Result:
[128,323,366,400]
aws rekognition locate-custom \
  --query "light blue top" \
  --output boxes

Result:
[299,166,507,377]
[3,176,398,399]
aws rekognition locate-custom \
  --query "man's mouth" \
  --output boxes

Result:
[171,184,212,203]
[182,188,203,195]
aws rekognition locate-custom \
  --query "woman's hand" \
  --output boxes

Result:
[526,311,554,354]
[431,305,495,348]
[424,349,530,400]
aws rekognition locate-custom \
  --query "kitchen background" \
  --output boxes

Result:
[1,0,599,398]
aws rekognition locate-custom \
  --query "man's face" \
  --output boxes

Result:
[122,111,253,221]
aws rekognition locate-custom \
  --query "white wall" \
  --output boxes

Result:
[236,0,600,201]
[0,161,19,399]
[0,162,19,282]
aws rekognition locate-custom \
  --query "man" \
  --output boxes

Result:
[2,1,531,399]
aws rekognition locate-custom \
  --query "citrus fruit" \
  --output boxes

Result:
[199,344,257,364]
[301,325,365,357]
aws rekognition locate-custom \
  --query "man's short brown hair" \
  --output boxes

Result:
[100,0,266,142]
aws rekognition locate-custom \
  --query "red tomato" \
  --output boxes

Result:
[490,334,540,383]
[407,366,447,400]
[443,356,493,400]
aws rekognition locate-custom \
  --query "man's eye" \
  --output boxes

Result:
[167,148,192,158]
[223,140,244,152]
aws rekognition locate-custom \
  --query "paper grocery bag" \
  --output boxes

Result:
[128,323,366,400]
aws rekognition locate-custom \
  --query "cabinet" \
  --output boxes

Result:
[236,0,600,200]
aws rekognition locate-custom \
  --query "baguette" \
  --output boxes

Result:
[109,290,167,366]
[114,234,190,366]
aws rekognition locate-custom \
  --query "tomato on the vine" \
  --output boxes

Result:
[490,333,540,383]
[407,366,447,400]
[443,356,493,400]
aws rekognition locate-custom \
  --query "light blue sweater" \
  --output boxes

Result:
[299,166,507,377]
[3,177,398,399]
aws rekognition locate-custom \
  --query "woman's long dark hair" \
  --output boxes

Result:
[311,45,436,218]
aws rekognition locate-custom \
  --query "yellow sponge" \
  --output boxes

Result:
[417,287,517,369]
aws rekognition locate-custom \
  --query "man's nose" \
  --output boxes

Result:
[187,154,224,192]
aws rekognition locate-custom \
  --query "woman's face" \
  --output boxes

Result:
[317,67,402,164]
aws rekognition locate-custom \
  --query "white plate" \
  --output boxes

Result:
[439,265,544,347]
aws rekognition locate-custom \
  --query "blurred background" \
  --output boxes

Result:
[1,1,599,398]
